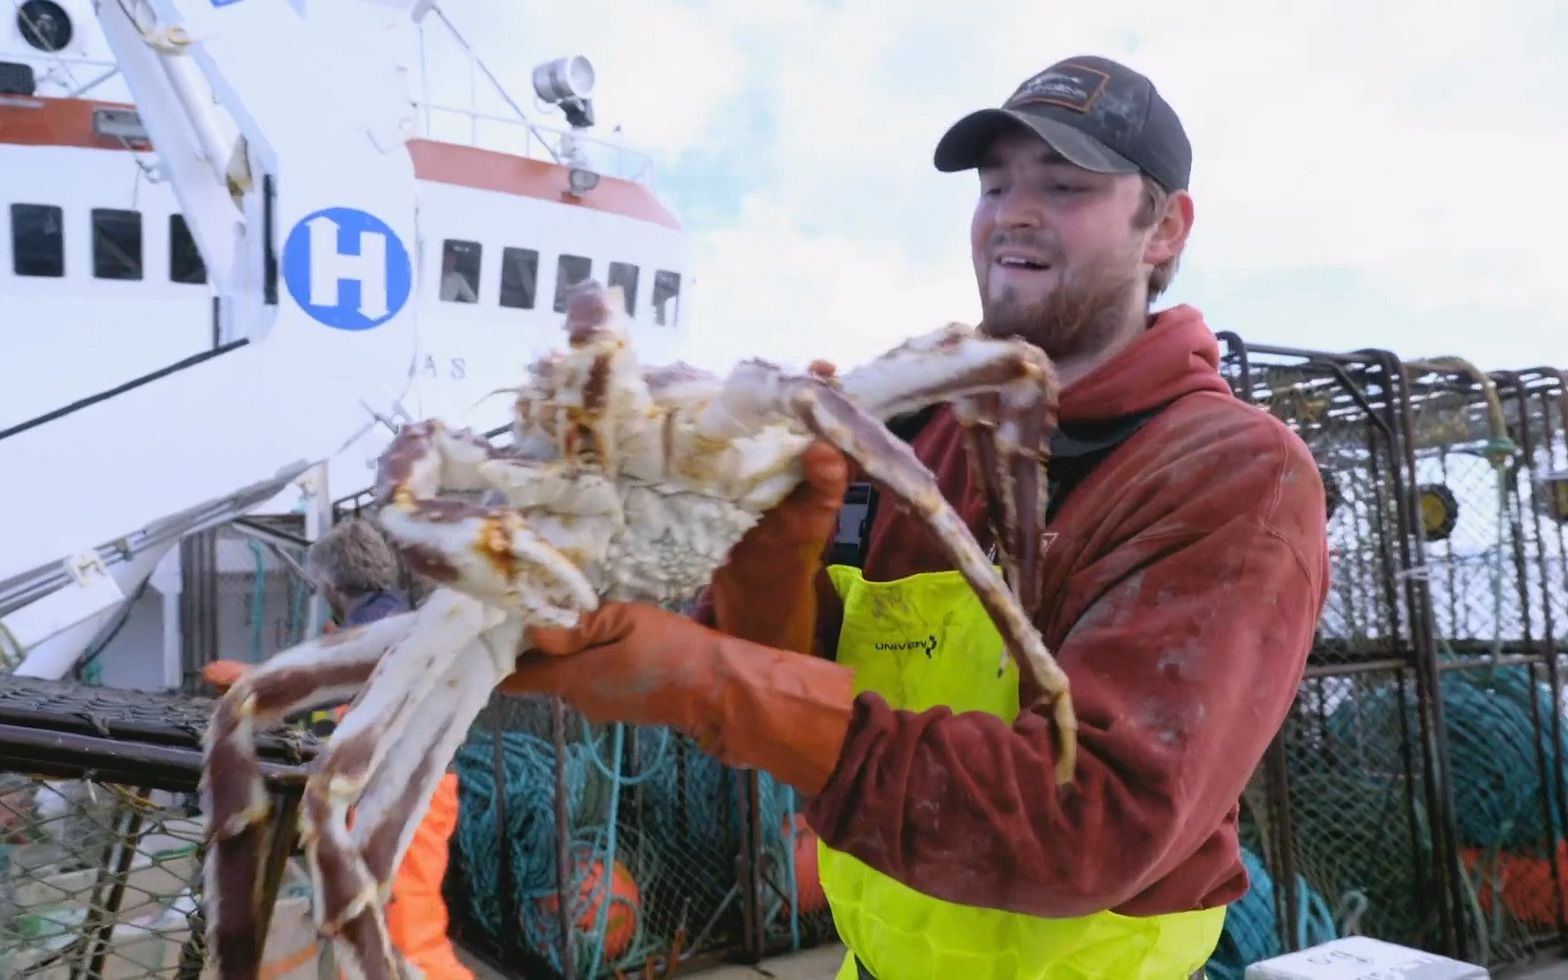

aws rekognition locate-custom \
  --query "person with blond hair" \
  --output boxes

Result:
[203,518,473,980]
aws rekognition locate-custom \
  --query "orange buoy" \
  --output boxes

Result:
[783,814,827,915]
[539,856,641,961]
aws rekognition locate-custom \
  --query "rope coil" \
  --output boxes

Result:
[451,718,805,976]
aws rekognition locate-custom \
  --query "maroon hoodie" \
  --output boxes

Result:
[802,305,1331,919]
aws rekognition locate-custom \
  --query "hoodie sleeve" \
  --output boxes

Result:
[803,412,1329,918]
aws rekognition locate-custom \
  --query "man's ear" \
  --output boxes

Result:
[1144,189,1194,268]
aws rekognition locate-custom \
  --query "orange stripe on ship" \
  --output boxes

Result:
[0,96,682,230]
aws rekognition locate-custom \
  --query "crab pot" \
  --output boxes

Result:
[748,770,838,960]
[1209,338,1568,972]
[1215,336,1462,961]
[0,674,319,980]
[1391,359,1568,965]
[448,679,770,978]
[170,522,319,698]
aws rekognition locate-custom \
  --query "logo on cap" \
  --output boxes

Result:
[1005,62,1110,115]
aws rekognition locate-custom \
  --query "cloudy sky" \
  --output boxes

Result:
[425,0,1564,375]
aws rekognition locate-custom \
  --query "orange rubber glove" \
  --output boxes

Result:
[506,603,856,795]
[708,439,849,654]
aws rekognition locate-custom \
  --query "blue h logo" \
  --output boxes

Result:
[281,207,413,331]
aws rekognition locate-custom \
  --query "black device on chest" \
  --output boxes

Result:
[829,404,1166,570]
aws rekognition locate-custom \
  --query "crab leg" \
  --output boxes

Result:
[347,615,523,904]
[299,592,526,972]
[953,389,1055,617]
[374,419,599,624]
[202,612,417,980]
[795,381,1075,784]
[696,348,1076,784]
[297,589,499,980]
[833,323,1058,616]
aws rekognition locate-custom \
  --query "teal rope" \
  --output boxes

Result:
[583,723,623,979]
[452,722,791,976]
[783,784,802,951]
[453,728,624,973]
[289,577,310,645]
[246,540,266,662]
[1326,665,1568,853]
[1205,847,1341,979]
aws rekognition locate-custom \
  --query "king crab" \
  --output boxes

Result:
[200,280,1076,979]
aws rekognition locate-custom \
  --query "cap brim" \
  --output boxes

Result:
[933,107,1139,175]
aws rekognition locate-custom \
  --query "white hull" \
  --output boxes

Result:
[0,0,696,685]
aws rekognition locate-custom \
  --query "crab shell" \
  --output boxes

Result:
[197,279,1078,980]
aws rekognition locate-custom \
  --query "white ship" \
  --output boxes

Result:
[0,0,697,690]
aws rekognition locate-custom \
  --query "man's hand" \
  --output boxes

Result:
[508,604,712,729]
[734,439,850,559]
[504,603,857,794]
[710,439,849,652]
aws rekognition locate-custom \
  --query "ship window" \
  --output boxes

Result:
[653,270,682,326]
[17,2,73,53]
[440,238,480,303]
[10,203,63,277]
[499,246,538,309]
[169,214,206,284]
[608,261,639,316]
[91,207,142,280]
[17,2,72,52]
[553,254,591,312]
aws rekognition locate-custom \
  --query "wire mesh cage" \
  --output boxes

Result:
[1401,358,1531,653]
[1397,359,1568,964]
[1212,338,1458,961]
[1502,369,1568,664]
[751,769,838,961]
[1209,337,1568,971]
[0,775,204,980]
[1217,336,1416,664]
[0,675,320,979]
[447,690,768,978]
[209,521,317,670]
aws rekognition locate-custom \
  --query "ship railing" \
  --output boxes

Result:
[412,100,656,185]
[3,52,121,99]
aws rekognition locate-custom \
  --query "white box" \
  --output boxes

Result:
[1243,936,1489,980]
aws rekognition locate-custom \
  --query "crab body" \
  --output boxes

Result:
[200,281,1077,980]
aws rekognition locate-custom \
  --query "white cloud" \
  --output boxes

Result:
[439,0,1567,374]
[680,197,978,374]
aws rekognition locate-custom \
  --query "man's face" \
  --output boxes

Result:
[970,127,1176,360]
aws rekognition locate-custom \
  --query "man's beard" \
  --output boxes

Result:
[978,253,1143,361]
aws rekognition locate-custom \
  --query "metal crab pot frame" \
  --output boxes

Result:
[1213,335,1568,970]
[446,687,779,979]
[1217,337,1458,956]
[440,685,840,979]
[1397,358,1568,964]
[0,674,319,980]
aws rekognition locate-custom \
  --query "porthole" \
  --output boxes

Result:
[17,1,73,53]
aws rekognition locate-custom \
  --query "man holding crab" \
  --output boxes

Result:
[504,55,1330,979]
